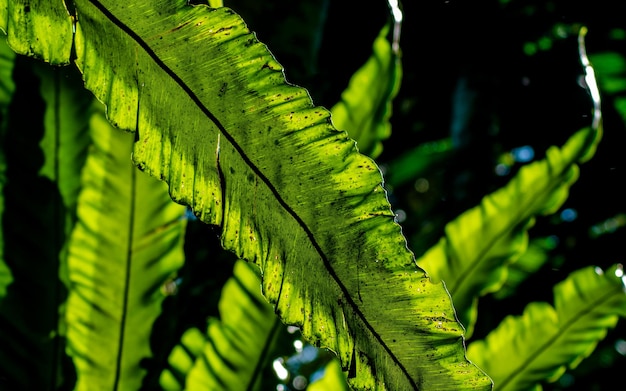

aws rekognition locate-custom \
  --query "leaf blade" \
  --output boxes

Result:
[330,23,402,158]
[10,1,491,388]
[467,264,626,391]
[65,105,187,390]
[0,56,90,389]
[416,126,601,336]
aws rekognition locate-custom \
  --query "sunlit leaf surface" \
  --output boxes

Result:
[161,260,280,390]
[0,0,492,388]
[417,125,601,337]
[331,23,402,158]
[65,106,187,390]
[467,264,626,391]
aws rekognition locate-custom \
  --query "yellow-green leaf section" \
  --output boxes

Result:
[0,0,73,64]
[416,126,601,337]
[3,0,491,389]
[65,104,187,390]
[467,264,626,391]
[161,260,280,390]
[0,37,15,299]
[330,23,402,158]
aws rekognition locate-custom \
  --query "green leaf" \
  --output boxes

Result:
[492,236,558,300]
[65,104,187,390]
[330,23,402,158]
[590,51,626,124]
[466,264,626,391]
[590,52,626,95]
[416,126,601,337]
[0,36,15,107]
[0,37,16,299]
[4,1,491,388]
[308,358,350,391]
[160,260,281,390]
[0,56,91,389]
[0,0,73,64]
[383,138,453,189]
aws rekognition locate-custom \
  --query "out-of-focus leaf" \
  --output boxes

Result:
[492,236,558,300]
[160,260,280,390]
[0,57,91,389]
[417,126,601,337]
[65,105,187,390]
[467,264,626,391]
[0,36,16,299]
[590,51,626,123]
[590,52,626,95]
[331,23,402,158]
[383,138,453,188]
[0,1,493,389]
[308,358,350,391]
[589,213,626,239]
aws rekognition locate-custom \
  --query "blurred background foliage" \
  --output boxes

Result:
[169,0,626,389]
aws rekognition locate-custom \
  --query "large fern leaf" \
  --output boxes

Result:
[0,0,491,388]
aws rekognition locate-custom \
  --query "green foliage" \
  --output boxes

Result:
[467,264,626,391]
[0,1,625,391]
[417,125,601,336]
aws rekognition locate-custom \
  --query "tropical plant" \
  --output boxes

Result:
[0,0,625,390]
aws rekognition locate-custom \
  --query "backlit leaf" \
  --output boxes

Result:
[330,23,402,158]
[65,104,187,390]
[160,260,280,390]
[467,264,626,391]
[3,1,491,388]
[416,126,601,337]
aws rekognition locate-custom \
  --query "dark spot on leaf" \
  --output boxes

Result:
[215,26,233,34]
[218,82,227,97]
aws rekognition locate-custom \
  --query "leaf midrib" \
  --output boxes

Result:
[83,0,416,387]
[450,160,575,299]
[498,282,621,390]
[113,143,136,390]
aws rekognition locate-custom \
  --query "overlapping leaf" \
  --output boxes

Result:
[0,56,90,389]
[1,0,492,388]
[160,260,280,390]
[330,23,402,158]
[0,37,15,299]
[466,264,626,391]
[416,125,601,337]
[65,105,187,390]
